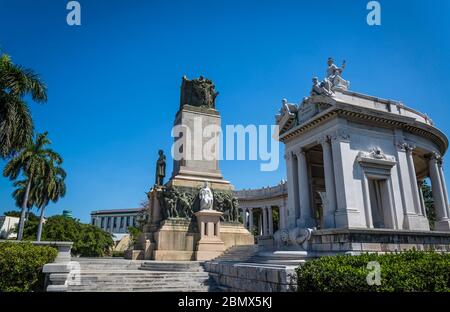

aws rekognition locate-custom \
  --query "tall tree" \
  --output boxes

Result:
[3,132,62,240]
[34,161,66,241]
[0,54,47,158]
[12,179,38,221]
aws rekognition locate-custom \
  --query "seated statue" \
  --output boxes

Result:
[326,57,350,90]
[310,77,333,97]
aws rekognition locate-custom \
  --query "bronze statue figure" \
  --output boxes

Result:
[155,150,166,186]
[180,75,219,109]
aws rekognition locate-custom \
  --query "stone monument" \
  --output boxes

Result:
[169,75,233,191]
[129,76,253,261]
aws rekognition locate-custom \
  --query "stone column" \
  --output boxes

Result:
[429,153,450,230]
[249,208,254,233]
[279,206,285,229]
[258,213,262,235]
[438,159,450,218]
[418,180,427,217]
[320,136,337,228]
[285,152,298,228]
[267,206,273,235]
[405,145,422,215]
[279,204,286,229]
[109,217,114,233]
[262,207,268,235]
[295,149,313,227]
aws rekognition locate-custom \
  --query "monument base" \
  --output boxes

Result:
[130,219,254,261]
[304,228,450,253]
[153,218,198,261]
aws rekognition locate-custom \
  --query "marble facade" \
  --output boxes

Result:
[273,83,450,251]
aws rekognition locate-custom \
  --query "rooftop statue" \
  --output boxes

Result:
[310,76,333,96]
[325,57,350,91]
[180,75,219,110]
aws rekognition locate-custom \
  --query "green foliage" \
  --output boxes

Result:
[112,251,125,258]
[41,216,114,257]
[128,226,142,248]
[0,53,47,159]
[3,132,65,240]
[421,181,436,230]
[0,242,57,292]
[296,250,450,292]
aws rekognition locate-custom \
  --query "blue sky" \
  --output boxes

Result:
[1,0,450,222]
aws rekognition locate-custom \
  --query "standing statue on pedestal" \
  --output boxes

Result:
[155,150,166,186]
[199,182,214,210]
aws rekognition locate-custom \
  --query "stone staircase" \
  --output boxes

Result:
[67,258,220,292]
[212,245,260,262]
[212,245,310,265]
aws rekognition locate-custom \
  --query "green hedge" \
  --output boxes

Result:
[296,251,450,292]
[0,242,57,292]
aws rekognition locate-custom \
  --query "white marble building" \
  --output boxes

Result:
[276,74,450,235]
[90,208,143,239]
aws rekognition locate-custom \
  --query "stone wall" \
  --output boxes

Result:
[309,228,450,253]
[205,261,296,292]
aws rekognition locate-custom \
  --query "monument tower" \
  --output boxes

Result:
[169,76,233,191]
[129,76,253,261]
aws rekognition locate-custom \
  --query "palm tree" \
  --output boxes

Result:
[3,132,62,240]
[35,161,66,241]
[12,179,38,222]
[0,54,47,159]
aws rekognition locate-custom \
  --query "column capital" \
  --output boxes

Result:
[284,151,293,161]
[318,135,331,147]
[330,129,350,143]
[396,142,416,153]
[428,152,442,163]
[293,147,306,158]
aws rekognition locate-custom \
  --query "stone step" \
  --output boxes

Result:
[139,261,205,272]
[68,288,212,292]
[66,259,221,292]
[212,245,260,262]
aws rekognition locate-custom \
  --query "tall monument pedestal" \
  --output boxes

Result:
[169,105,233,191]
[127,76,254,261]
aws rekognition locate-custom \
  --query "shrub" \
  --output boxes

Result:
[42,216,114,257]
[127,226,142,248]
[0,242,57,292]
[111,250,125,258]
[296,250,450,292]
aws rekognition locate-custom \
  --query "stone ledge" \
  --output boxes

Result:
[205,261,296,292]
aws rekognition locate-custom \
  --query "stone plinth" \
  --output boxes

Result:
[194,210,225,260]
[220,222,255,247]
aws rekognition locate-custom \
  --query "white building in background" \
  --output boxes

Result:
[0,216,19,239]
[90,208,144,240]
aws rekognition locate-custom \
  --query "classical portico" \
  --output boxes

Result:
[272,59,450,252]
